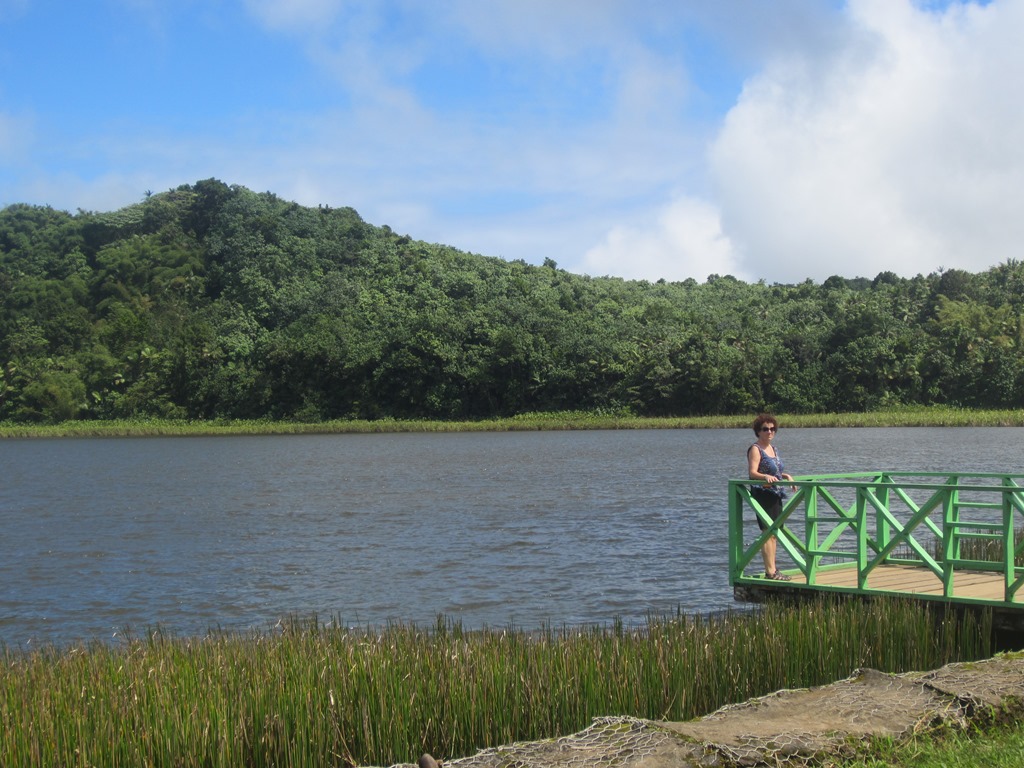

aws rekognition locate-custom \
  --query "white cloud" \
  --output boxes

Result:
[242,0,342,31]
[580,197,745,283]
[0,111,34,163]
[10,0,1018,288]
[5,172,149,214]
[709,0,1024,283]
[196,2,708,269]
[445,0,638,60]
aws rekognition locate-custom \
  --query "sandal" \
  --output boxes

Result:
[765,570,792,581]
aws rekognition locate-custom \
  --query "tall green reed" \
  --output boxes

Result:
[0,598,992,768]
[3,405,1023,439]
[948,527,1024,567]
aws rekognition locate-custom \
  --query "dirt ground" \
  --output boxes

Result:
[393,653,1024,768]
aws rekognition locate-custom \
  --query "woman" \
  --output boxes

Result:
[747,413,793,580]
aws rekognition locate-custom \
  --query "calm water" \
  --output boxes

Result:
[1,427,1021,647]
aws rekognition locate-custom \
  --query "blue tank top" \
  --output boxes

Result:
[751,444,786,497]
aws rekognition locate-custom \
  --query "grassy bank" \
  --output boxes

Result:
[0,598,992,768]
[1,405,1022,439]
[830,646,1024,768]
[842,715,1024,767]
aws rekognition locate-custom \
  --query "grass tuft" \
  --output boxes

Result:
[0,598,992,767]
[2,406,1024,439]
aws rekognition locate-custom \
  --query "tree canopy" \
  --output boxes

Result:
[2,180,1022,423]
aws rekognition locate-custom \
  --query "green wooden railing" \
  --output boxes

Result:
[729,472,1024,606]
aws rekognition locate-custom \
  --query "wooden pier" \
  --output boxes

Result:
[729,472,1024,643]
[743,561,1021,601]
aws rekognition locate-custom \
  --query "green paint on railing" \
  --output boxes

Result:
[728,471,1024,607]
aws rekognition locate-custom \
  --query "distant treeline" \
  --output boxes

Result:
[2,179,1023,424]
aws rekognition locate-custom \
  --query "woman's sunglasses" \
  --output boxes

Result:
[760,426,777,433]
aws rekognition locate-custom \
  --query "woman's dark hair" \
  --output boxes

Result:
[752,413,778,435]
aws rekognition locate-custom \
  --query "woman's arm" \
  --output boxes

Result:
[747,445,767,481]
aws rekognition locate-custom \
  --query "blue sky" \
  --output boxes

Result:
[0,0,1017,284]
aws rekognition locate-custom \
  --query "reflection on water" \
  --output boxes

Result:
[0,426,1020,646]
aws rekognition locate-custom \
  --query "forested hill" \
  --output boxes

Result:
[1,178,1023,423]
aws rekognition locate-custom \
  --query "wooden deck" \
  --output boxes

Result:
[797,563,1024,604]
[734,563,1024,641]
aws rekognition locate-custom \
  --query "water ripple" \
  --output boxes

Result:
[1,427,1020,646]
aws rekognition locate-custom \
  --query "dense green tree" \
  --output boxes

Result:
[1,181,1021,423]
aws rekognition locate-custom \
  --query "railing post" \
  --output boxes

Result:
[806,482,819,581]
[875,474,891,565]
[943,482,959,598]
[1004,484,1014,600]
[727,480,745,585]
[1002,476,1022,602]
[856,485,869,590]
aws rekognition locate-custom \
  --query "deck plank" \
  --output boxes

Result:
[767,563,1019,603]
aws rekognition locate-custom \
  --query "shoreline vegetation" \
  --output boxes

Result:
[2,405,1024,439]
[6,184,1024,427]
[0,598,997,768]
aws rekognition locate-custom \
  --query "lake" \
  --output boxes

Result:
[1,426,1020,647]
